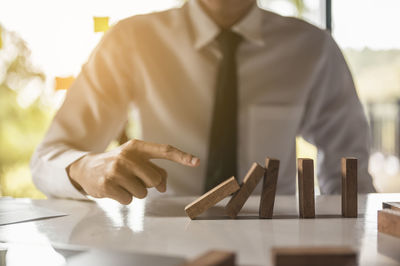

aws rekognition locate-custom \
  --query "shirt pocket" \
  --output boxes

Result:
[246,104,305,167]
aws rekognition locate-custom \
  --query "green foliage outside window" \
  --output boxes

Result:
[0,25,50,198]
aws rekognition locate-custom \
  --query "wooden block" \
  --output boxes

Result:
[378,209,400,238]
[341,158,358,218]
[185,177,240,220]
[183,250,235,266]
[271,246,357,266]
[259,158,280,219]
[382,202,400,212]
[298,158,315,218]
[225,163,265,218]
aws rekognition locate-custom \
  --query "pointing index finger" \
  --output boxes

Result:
[130,140,200,167]
[156,144,200,167]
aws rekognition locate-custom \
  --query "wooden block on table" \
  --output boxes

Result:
[382,202,400,212]
[298,158,315,218]
[185,177,240,220]
[341,158,358,218]
[271,246,357,266]
[378,209,400,238]
[225,163,265,219]
[259,158,280,219]
[183,250,236,266]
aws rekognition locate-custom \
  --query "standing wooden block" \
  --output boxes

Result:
[341,158,358,218]
[185,177,240,220]
[298,158,315,218]
[225,163,265,218]
[378,209,400,238]
[271,246,357,266]
[259,158,280,219]
[382,202,400,212]
[183,250,236,266]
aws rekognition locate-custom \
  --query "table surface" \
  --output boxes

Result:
[1,193,400,266]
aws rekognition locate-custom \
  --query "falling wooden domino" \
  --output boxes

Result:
[182,250,236,266]
[382,202,400,212]
[185,177,240,220]
[378,209,400,238]
[259,158,280,219]
[342,158,358,218]
[298,158,315,218]
[225,163,265,219]
[271,246,357,266]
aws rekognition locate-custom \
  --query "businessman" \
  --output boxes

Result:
[31,0,375,204]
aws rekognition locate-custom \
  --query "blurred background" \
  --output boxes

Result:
[0,0,399,198]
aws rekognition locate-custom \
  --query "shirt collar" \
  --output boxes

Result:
[232,3,265,47]
[188,0,265,50]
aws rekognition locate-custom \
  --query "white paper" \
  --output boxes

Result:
[0,200,66,226]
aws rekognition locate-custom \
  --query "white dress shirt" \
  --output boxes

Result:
[31,0,375,200]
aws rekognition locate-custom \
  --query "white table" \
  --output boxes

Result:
[1,194,400,265]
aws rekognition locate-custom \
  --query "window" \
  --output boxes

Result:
[332,0,400,192]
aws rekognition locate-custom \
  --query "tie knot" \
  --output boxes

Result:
[217,29,242,54]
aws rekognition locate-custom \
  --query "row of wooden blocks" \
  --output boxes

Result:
[185,157,358,220]
[378,202,400,238]
[183,247,357,266]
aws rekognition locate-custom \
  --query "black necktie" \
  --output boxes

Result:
[204,30,242,192]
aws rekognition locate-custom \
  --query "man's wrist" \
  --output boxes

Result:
[66,156,86,194]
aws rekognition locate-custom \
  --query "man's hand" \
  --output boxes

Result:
[67,139,200,204]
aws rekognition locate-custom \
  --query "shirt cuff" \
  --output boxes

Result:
[31,149,90,200]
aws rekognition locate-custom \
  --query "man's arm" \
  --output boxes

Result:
[299,31,375,194]
[31,21,199,202]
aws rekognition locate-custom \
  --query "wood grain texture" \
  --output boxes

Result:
[378,209,400,238]
[341,158,358,218]
[259,158,280,219]
[185,177,240,220]
[382,202,400,212]
[225,163,265,218]
[183,250,236,266]
[298,159,315,218]
[271,246,357,266]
